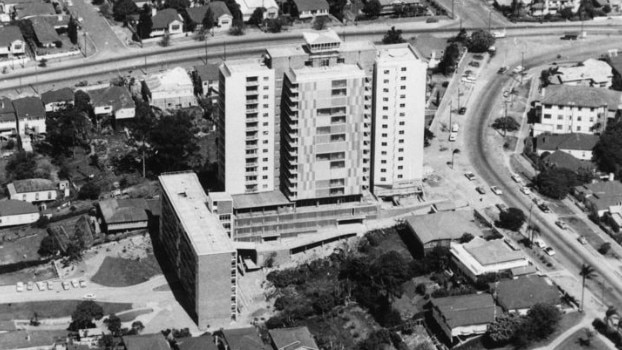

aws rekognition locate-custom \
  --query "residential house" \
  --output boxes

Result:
[0,97,17,134]
[187,2,232,32]
[151,8,184,37]
[12,96,46,134]
[39,14,71,31]
[548,59,613,88]
[0,199,39,227]
[96,198,150,234]
[451,237,530,281]
[413,34,446,69]
[542,150,595,174]
[492,276,561,315]
[534,85,622,136]
[123,334,170,350]
[215,327,271,350]
[75,328,104,347]
[534,133,599,161]
[378,0,421,15]
[16,2,56,19]
[88,86,136,120]
[7,178,58,202]
[193,62,220,100]
[176,335,218,350]
[403,210,483,256]
[291,0,329,18]
[41,87,74,112]
[145,66,197,110]
[236,0,279,22]
[30,16,61,48]
[0,25,24,56]
[606,55,622,87]
[574,180,622,219]
[0,0,40,21]
[269,327,319,350]
[431,293,497,340]
[186,5,209,31]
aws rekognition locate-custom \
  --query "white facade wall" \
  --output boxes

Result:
[0,211,39,227]
[115,107,135,119]
[44,101,72,113]
[94,105,113,115]
[21,117,46,134]
[298,8,328,19]
[537,103,606,135]
[10,190,57,202]
[0,118,16,133]
[372,45,427,195]
[217,15,232,30]
[218,60,275,195]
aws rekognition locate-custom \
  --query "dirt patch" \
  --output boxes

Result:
[0,301,132,321]
[91,254,161,287]
[0,263,57,286]
[117,308,153,322]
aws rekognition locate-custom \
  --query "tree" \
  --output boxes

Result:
[6,151,37,180]
[467,29,495,53]
[459,232,474,243]
[248,7,265,26]
[603,4,612,13]
[593,120,622,174]
[45,107,92,157]
[451,148,460,169]
[166,0,189,12]
[78,181,101,200]
[127,101,155,177]
[560,7,574,19]
[535,167,581,200]
[68,301,104,331]
[327,0,347,20]
[599,242,612,255]
[492,117,520,134]
[112,0,139,22]
[202,6,214,32]
[362,0,382,18]
[160,33,170,47]
[382,26,405,44]
[68,16,78,45]
[148,111,202,173]
[438,42,461,75]
[451,28,469,45]
[130,321,145,335]
[605,306,619,331]
[266,18,282,33]
[38,235,59,256]
[104,314,122,336]
[138,5,153,39]
[579,264,596,312]
[313,16,329,30]
[496,207,526,231]
[100,3,112,18]
[424,128,435,147]
[520,303,562,341]
[485,314,522,345]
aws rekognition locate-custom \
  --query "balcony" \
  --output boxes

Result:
[246,99,259,104]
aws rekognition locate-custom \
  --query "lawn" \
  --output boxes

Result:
[0,263,57,286]
[91,255,162,287]
[0,301,132,321]
[0,230,46,265]
[0,330,69,349]
[553,328,609,350]
[117,308,153,322]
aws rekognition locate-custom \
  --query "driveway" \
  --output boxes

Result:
[70,0,125,55]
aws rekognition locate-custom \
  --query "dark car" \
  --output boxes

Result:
[468,61,480,68]
[458,107,467,115]
[476,186,486,194]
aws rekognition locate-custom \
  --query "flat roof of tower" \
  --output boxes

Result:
[288,63,364,82]
[159,172,234,256]
[376,43,424,62]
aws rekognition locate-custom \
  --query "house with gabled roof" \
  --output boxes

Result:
[88,86,136,120]
[215,327,271,350]
[431,293,497,341]
[97,198,149,234]
[151,8,184,37]
[291,0,329,19]
[534,133,599,161]
[7,178,58,202]
[0,97,17,134]
[269,327,319,350]
[29,16,61,48]
[491,275,560,315]
[41,87,74,112]
[0,25,24,56]
[12,96,46,134]
[187,2,232,32]
[0,199,39,227]
[236,0,278,22]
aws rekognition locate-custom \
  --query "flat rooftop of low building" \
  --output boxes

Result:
[405,210,482,245]
[208,191,233,202]
[232,190,290,210]
[463,237,526,266]
[159,172,234,255]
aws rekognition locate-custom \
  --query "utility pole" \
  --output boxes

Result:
[488,10,492,32]
[451,0,455,19]
[504,100,508,136]
[457,85,461,110]
[204,38,208,64]
[449,101,453,132]
[520,51,525,85]
[83,32,87,57]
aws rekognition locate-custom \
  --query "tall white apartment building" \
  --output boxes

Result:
[217,58,276,194]
[372,44,427,197]
[280,64,369,202]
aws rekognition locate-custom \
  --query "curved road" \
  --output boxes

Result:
[466,39,622,306]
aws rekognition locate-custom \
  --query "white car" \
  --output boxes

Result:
[544,247,556,256]
[490,186,503,195]
[71,279,79,288]
[520,187,531,195]
[511,173,522,183]
[513,65,525,74]
[534,239,547,249]
[449,132,457,142]
[578,236,588,245]
[555,220,568,230]
[79,280,87,288]
[451,123,459,132]
[16,282,24,292]
[83,293,96,300]
[465,172,476,181]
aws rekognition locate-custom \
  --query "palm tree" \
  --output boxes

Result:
[452,149,461,169]
[580,263,596,312]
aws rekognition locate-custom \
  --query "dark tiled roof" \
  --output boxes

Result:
[494,276,560,311]
[177,336,218,350]
[12,96,45,119]
[0,97,16,122]
[535,133,599,152]
[186,5,208,24]
[432,293,496,329]
[98,198,149,224]
[30,16,61,44]
[543,150,594,173]
[152,8,182,29]
[122,334,170,350]
[541,85,622,110]
[17,3,56,18]
[89,86,135,111]
[0,199,38,216]
[608,55,622,75]
[269,327,319,350]
[292,0,329,12]
[41,87,74,105]
[194,63,220,82]
[221,327,270,350]
[11,178,56,193]
[208,1,232,19]
[0,26,24,48]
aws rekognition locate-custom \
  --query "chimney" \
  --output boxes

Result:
[610,173,615,182]
[152,7,157,17]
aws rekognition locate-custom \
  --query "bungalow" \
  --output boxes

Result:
[451,237,530,281]
[548,59,613,88]
[236,0,279,22]
[16,2,56,19]
[431,293,497,341]
[97,198,149,234]
[12,96,46,134]
[0,199,39,227]
[151,8,184,37]
[534,133,599,161]
[492,276,560,315]
[215,327,270,350]
[41,87,74,112]
[269,327,319,350]
[0,97,17,134]
[30,16,61,48]
[123,334,170,350]
[413,34,446,69]
[291,0,329,19]
[88,86,136,120]
[176,335,218,350]
[403,210,483,256]
[0,25,25,56]
[145,66,197,110]
[193,62,220,98]
[187,2,233,32]
[7,178,58,202]
[574,180,622,219]
[542,150,595,174]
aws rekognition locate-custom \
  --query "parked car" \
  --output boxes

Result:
[469,61,480,68]
[79,280,87,288]
[71,280,79,288]
[465,172,476,181]
[538,203,551,213]
[62,281,70,290]
[534,239,547,249]
[555,220,568,230]
[451,123,460,132]
[16,282,24,292]
[544,247,556,256]
[47,281,54,290]
[449,132,457,142]
[83,293,96,300]
[498,66,509,74]
[578,236,588,245]
[426,17,439,23]
[27,281,34,291]
[511,173,522,183]
[473,54,484,60]
[458,107,467,115]
[490,186,503,195]
[520,187,531,195]
[513,65,525,74]
[496,203,508,212]
[476,186,486,194]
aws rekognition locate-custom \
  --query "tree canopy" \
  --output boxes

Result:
[68,16,78,45]
[6,151,38,180]
[536,167,581,199]
[248,7,265,26]
[78,181,101,200]
[593,120,622,175]
[166,0,189,12]
[147,111,202,174]
[104,314,122,336]
[138,5,153,39]
[112,0,139,22]
[496,207,526,231]
[69,301,104,331]
[492,117,520,132]
[362,0,382,18]
[468,29,495,53]
[438,42,461,75]
[45,107,92,157]
[202,6,215,31]
[382,26,405,44]
[38,235,59,256]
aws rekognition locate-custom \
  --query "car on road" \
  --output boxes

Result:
[47,281,54,290]
[83,293,96,300]
[449,132,457,142]
[464,70,473,76]
[465,172,476,181]
[555,220,568,230]
[544,247,556,256]
[513,65,525,74]
[578,236,588,245]
[71,279,79,288]
[426,17,438,23]
[62,281,70,290]
[27,281,34,291]
[458,107,467,115]
[520,186,531,195]
[473,54,484,60]
[498,66,509,74]
[476,186,486,194]
[36,281,46,291]
[79,280,87,288]
[490,186,503,195]
[538,203,551,213]
[534,239,547,249]
[16,282,24,292]
[469,61,480,68]
[511,173,522,183]
[496,203,508,212]
[451,123,459,132]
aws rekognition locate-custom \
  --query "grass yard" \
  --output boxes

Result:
[117,308,153,322]
[0,263,57,286]
[91,254,162,287]
[0,330,69,349]
[553,328,609,350]
[0,231,46,265]
[0,301,132,321]
[304,305,378,349]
